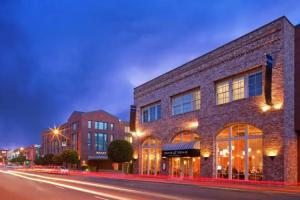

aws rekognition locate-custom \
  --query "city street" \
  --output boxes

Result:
[0,169,300,200]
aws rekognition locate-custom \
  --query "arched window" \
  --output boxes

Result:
[170,132,200,177]
[172,132,200,144]
[216,124,263,180]
[142,138,161,175]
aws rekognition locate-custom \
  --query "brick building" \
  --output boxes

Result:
[24,144,41,165]
[131,16,299,183]
[0,150,8,164]
[41,110,131,170]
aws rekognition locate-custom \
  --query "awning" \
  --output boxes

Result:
[162,141,200,158]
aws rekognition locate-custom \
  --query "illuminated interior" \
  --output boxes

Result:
[141,138,161,175]
[216,124,263,180]
[170,132,200,177]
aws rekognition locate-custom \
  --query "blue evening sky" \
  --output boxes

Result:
[0,0,299,148]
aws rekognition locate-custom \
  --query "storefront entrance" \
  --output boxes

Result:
[170,157,200,177]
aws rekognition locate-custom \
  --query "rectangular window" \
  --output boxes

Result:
[249,72,262,97]
[88,121,92,129]
[172,89,200,115]
[95,133,107,151]
[125,126,130,133]
[72,133,77,150]
[125,135,133,143]
[72,122,77,131]
[216,81,230,105]
[110,124,114,131]
[94,121,114,130]
[232,77,245,100]
[87,133,91,152]
[142,109,149,123]
[142,103,161,123]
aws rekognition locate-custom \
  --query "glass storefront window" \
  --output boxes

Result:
[216,124,263,180]
[170,132,200,177]
[172,132,200,144]
[142,138,161,175]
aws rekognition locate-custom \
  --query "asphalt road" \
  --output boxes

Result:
[0,169,300,200]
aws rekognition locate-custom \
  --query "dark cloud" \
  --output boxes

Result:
[0,0,299,148]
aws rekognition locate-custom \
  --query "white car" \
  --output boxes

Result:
[59,167,69,175]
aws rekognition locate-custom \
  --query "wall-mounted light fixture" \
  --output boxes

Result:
[261,102,283,112]
[201,151,210,161]
[133,151,138,160]
[273,103,283,110]
[188,121,199,129]
[266,150,278,161]
[261,104,271,112]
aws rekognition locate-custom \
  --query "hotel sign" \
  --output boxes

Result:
[88,151,108,160]
[162,149,200,158]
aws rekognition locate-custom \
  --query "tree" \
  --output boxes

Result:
[61,150,79,167]
[34,157,45,165]
[108,140,133,165]
[43,154,54,165]
[52,154,63,165]
[10,153,26,165]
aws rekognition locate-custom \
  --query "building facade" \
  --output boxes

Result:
[41,110,131,170]
[132,17,299,183]
[24,144,41,165]
[0,150,8,164]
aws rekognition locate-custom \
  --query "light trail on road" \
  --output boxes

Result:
[0,170,131,200]
[0,170,192,200]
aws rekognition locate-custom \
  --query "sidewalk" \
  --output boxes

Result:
[17,168,300,194]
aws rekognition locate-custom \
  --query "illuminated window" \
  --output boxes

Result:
[125,126,130,133]
[95,133,107,151]
[125,135,133,143]
[87,132,91,152]
[232,77,245,100]
[172,132,200,144]
[216,124,263,181]
[95,122,114,130]
[216,82,230,105]
[88,121,92,129]
[216,70,262,105]
[172,89,200,115]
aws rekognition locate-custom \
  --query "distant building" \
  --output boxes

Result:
[0,149,8,164]
[41,110,131,170]
[24,144,41,165]
[7,148,24,161]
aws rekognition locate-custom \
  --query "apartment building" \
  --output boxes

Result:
[131,16,299,183]
[41,110,131,169]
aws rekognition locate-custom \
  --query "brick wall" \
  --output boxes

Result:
[133,17,297,182]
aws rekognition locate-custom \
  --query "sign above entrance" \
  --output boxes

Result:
[162,149,200,158]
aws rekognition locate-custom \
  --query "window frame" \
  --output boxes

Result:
[171,89,201,116]
[215,70,261,105]
[248,71,263,97]
[216,81,230,105]
[141,102,161,123]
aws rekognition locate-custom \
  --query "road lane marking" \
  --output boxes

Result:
[94,196,110,200]
[55,185,65,190]
[8,170,186,200]
[0,170,130,200]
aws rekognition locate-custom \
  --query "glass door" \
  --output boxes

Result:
[171,158,180,177]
